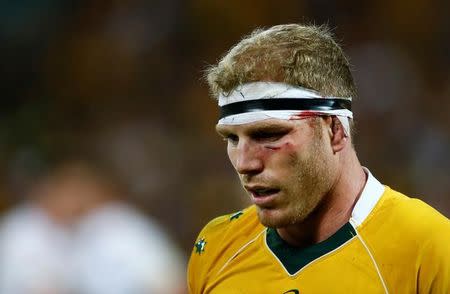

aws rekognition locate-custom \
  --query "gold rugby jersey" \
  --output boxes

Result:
[188,172,450,293]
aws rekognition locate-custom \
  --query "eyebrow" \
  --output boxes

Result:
[215,125,232,137]
[249,124,291,133]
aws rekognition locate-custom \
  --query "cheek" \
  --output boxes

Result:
[265,141,295,151]
[264,142,299,165]
[227,146,237,168]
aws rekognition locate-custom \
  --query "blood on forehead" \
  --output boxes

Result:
[289,111,320,120]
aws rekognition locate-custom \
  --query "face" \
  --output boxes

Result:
[216,118,337,228]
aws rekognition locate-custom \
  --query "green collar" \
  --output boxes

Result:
[266,222,356,275]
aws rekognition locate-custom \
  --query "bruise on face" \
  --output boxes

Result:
[216,120,301,145]
[216,119,319,166]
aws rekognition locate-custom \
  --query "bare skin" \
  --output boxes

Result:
[29,163,118,226]
[216,116,367,247]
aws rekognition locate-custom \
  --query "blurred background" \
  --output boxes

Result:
[0,0,449,292]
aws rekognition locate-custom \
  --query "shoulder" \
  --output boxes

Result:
[187,206,265,292]
[195,205,262,240]
[378,187,450,236]
[362,188,450,292]
[0,205,58,246]
[361,186,450,258]
[190,205,263,258]
[382,188,450,293]
[371,189,449,260]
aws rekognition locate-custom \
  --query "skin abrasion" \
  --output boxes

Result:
[218,118,338,229]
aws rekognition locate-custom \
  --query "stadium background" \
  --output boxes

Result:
[0,0,449,261]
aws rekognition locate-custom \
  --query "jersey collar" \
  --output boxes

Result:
[350,167,385,227]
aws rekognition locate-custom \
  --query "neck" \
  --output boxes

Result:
[277,149,367,247]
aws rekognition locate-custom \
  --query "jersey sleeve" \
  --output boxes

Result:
[187,214,230,294]
[416,203,450,293]
[187,206,262,294]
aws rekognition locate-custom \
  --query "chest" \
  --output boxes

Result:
[204,236,391,294]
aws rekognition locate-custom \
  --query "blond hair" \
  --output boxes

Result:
[206,24,356,99]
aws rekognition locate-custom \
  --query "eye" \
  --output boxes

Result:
[252,130,288,142]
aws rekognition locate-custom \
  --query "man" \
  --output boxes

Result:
[0,159,186,294]
[187,24,450,293]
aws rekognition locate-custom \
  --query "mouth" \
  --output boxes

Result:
[245,185,281,206]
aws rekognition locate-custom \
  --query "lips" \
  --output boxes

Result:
[245,185,280,206]
[247,187,280,197]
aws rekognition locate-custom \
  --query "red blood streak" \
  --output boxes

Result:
[289,111,318,120]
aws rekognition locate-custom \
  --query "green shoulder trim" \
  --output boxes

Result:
[229,210,244,221]
[266,222,356,275]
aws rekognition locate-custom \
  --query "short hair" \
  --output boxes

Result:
[206,24,357,100]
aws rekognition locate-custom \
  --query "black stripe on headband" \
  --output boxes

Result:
[219,98,352,119]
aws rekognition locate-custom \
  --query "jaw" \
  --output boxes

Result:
[255,189,327,229]
[256,204,301,228]
[256,206,286,228]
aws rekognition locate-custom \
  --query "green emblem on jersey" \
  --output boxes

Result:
[282,290,299,294]
[194,238,207,255]
[230,210,243,221]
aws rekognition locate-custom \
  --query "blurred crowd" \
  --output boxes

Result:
[0,0,449,292]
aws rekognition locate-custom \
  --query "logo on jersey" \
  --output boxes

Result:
[230,210,243,221]
[194,237,207,255]
[282,289,299,294]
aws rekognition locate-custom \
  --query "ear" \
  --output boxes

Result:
[325,116,347,153]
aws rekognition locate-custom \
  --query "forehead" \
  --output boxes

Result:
[216,119,302,135]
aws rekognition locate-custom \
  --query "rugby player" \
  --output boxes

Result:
[188,24,450,293]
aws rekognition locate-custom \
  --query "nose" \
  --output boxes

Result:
[232,141,264,176]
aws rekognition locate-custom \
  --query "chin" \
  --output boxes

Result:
[257,205,314,228]
[256,207,301,228]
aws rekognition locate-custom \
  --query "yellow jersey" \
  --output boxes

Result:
[188,172,450,293]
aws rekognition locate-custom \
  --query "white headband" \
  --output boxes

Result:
[217,82,353,135]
